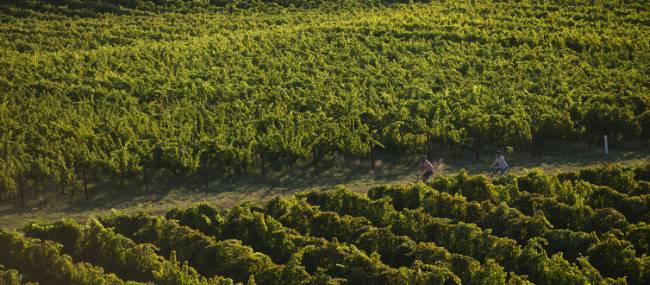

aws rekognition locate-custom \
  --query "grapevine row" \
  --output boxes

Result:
[103,213,464,285]
[301,187,645,284]
[22,219,234,285]
[0,228,142,285]
[369,181,650,258]
[166,202,525,284]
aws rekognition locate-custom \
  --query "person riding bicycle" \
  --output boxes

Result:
[419,155,434,182]
[490,151,509,177]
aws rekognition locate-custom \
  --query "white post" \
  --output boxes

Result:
[603,135,608,155]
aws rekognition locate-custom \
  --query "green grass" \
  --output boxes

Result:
[1,144,647,229]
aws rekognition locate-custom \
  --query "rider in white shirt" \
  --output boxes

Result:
[419,155,434,182]
[491,151,509,176]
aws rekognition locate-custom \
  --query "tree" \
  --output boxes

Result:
[74,146,105,200]
[461,111,490,162]
[531,109,574,147]
[581,103,640,149]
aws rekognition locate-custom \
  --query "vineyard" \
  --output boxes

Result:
[0,164,648,284]
[0,0,649,207]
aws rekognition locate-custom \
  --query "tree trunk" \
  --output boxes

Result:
[369,147,375,171]
[18,176,25,208]
[474,135,481,163]
[260,152,266,179]
[143,166,151,193]
[242,163,250,177]
[82,170,89,200]
[83,179,89,200]
[118,172,124,188]
[145,173,151,194]
[312,147,319,176]
[344,152,352,168]
[532,136,543,154]
[587,140,592,151]
[70,184,75,206]
[59,176,66,195]
[180,176,186,189]
[202,170,209,189]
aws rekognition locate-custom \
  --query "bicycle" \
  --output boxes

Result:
[489,167,509,178]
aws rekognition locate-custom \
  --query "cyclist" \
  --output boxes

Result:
[490,151,509,177]
[419,155,435,182]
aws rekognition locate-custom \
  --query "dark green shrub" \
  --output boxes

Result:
[517,170,560,197]
[580,165,638,194]
[587,235,643,283]
[0,229,132,285]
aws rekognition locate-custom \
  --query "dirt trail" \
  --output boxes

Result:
[1,146,648,229]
